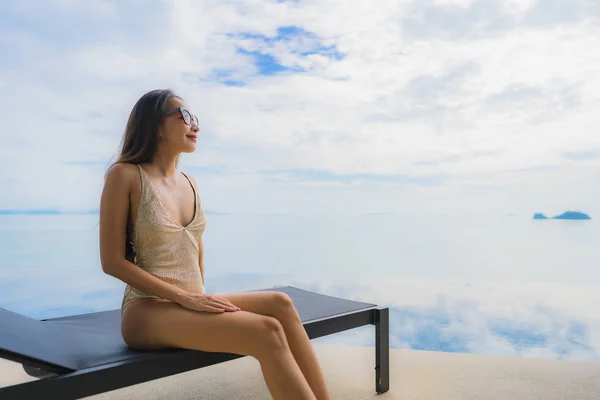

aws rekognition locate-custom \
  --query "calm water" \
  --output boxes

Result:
[1,214,599,362]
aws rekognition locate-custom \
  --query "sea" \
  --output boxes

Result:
[1,213,599,362]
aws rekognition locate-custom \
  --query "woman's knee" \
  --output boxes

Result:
[251,315,289,357]
[270,292,300,320]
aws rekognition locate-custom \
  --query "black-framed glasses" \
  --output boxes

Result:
[165,107,199,127]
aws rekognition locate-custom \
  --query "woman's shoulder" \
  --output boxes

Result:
[104,162,140,187]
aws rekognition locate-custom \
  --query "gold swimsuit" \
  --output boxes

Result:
[121,164,207,311]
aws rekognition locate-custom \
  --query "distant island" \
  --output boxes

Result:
[533,211,591,220]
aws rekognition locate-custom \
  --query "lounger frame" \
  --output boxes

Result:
[1,289,389,399]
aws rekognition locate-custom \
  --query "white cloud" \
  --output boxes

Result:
[0,0,599,216]
[502,0,536,15]
[432,0,479,7]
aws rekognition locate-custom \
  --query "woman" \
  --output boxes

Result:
[99,89,330,400]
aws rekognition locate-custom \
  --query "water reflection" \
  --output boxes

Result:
[1,214,599,362]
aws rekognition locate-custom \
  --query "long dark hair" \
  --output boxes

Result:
[107,89,181,263]
[115,89,180,165]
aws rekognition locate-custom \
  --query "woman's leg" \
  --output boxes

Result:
[121,300,316,400]
[219,291,331,400]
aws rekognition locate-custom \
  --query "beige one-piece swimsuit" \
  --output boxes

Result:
[121,164,207,312]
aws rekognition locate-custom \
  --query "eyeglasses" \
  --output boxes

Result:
[165,107,199,127]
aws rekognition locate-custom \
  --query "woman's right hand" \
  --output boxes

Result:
[177,292,241,313]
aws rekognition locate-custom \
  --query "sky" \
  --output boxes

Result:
[1,0,599,217]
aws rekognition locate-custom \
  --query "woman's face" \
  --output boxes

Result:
[160,97,200,153]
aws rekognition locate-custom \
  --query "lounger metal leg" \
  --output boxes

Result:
[375,307,390,394]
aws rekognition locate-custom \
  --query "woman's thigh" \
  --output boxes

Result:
[121,299,281,356]
[219,291,298,319]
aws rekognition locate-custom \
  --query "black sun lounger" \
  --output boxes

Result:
[0,286,389,399]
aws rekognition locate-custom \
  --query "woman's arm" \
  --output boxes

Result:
[99,163,189,304]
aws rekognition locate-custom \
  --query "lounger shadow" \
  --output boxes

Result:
[1,286,389,399]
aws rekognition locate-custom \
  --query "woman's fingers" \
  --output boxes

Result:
[184,294,239,312]
[218,300,240,310]
[218,296,240,309]
[210,296,240,311]
[199,304,225,313]
[182,301,224,313]
[202,297,235,312]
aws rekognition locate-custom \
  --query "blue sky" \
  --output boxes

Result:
[0,0,599,216]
